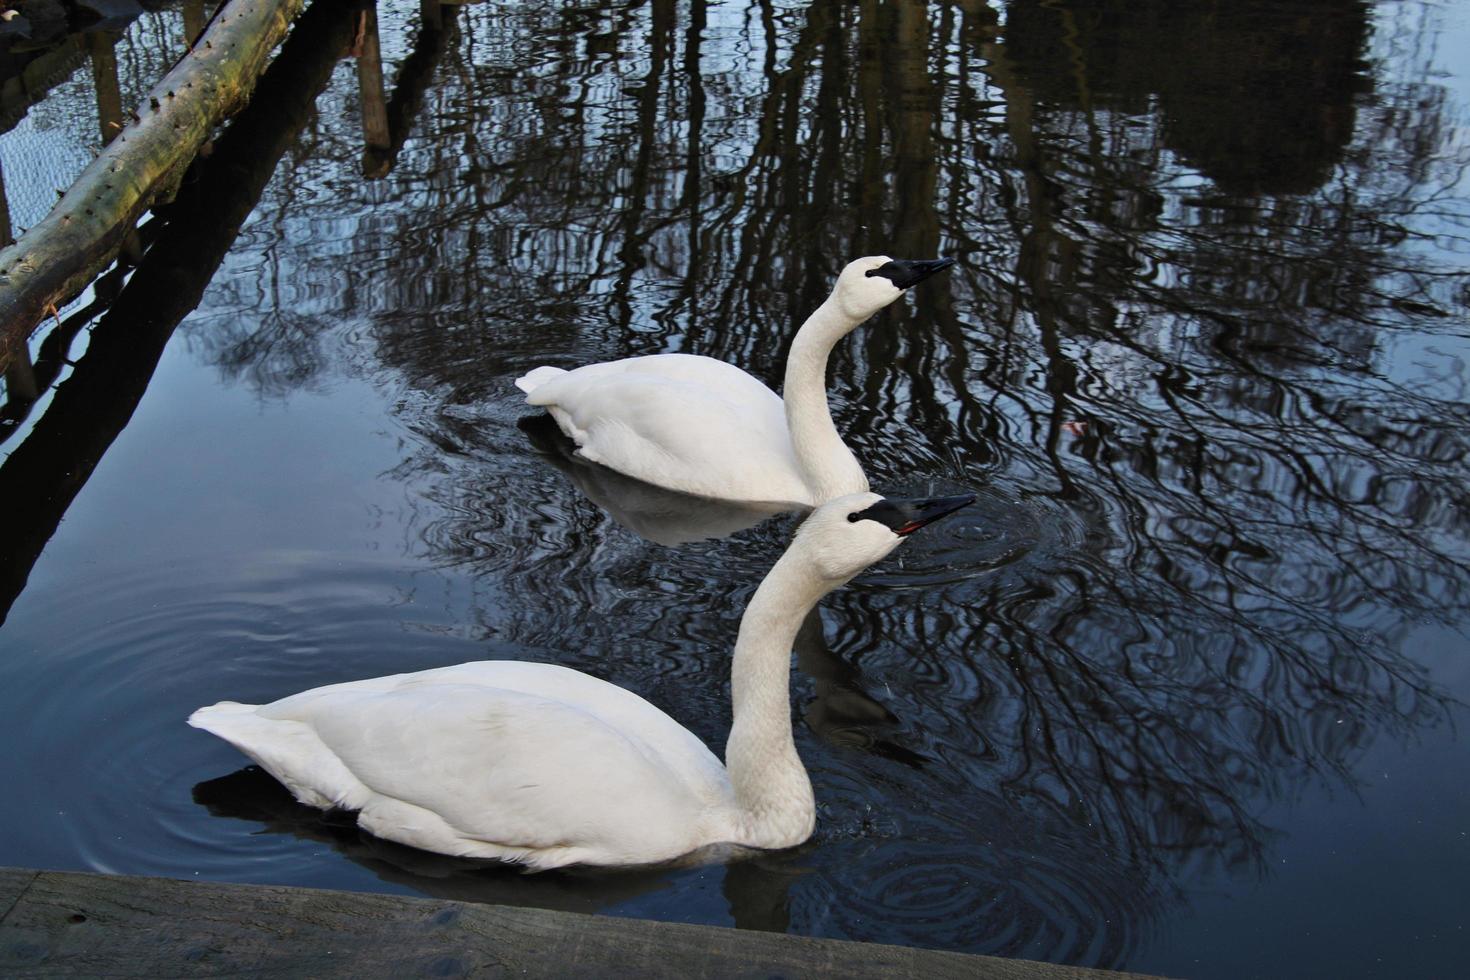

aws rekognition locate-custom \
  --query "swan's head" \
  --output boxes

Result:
[792,490,976,583]
[831,255,956,321]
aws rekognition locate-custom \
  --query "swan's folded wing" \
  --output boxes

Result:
[393,661,732,807]
[525,355,806,503]
[255,678,726,856]
[526,353,775,401]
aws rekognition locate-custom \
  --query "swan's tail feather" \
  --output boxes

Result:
[189,701,261,729]
[515,366,567,395]
[189,702,359,811]
[188,702,280,760]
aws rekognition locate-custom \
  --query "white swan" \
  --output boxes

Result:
[515,256,955,506]
[189,491,974,869]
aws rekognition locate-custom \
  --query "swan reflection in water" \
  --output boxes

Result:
[194,765,809,930]
[518,414,796,546]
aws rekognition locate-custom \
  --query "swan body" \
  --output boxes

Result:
[516,256,954,507]
[191,662,733,867]
[520,353,810,505]
[190,491,974,869]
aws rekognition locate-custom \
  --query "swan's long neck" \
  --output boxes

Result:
[724,550,829,849]
[783,299,870,503]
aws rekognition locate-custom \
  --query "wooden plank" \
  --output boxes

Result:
[0,868,37,921]
[0,868,1167,978]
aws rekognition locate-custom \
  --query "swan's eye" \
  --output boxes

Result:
[847,512,861,522]
[864,268,882,278]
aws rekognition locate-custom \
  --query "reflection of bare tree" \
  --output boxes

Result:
[1004,0,1372,194]
[934,0,1468,885]
[517,413,794,545]
[180,0,1469,967]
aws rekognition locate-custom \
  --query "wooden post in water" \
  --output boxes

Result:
[2,347,38,404]
[360,1,461,178]
[355,4,391,177]
[421,0,442,32]
[0,162,11,249]
[0,0,312,376]
[0,0,367,624]
[2,153,38,413]
[182,0,207,46]
[88,31,124,147]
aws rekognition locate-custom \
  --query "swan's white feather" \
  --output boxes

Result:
[514,365,566,394]
[190,661,735,868]
[524,353,811,505]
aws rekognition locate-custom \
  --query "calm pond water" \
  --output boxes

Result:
[2,1,1469,976]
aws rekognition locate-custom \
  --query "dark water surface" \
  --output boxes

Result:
[2,1,1469,976]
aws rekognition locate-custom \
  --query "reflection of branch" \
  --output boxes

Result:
[0,0,365,625]
[0,250,141,445]
[610,0,675,335]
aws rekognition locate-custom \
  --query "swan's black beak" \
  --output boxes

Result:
[865,257,956,289]
[849,493,976,536]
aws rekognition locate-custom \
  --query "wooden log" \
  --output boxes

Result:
[0,0,365,625]
[0,0,310,375]
[0,868,1166,979]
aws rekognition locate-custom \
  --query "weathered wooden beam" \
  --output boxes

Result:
[0,0,310,375]
[0,868,1166,979]
[0,0,365,626]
